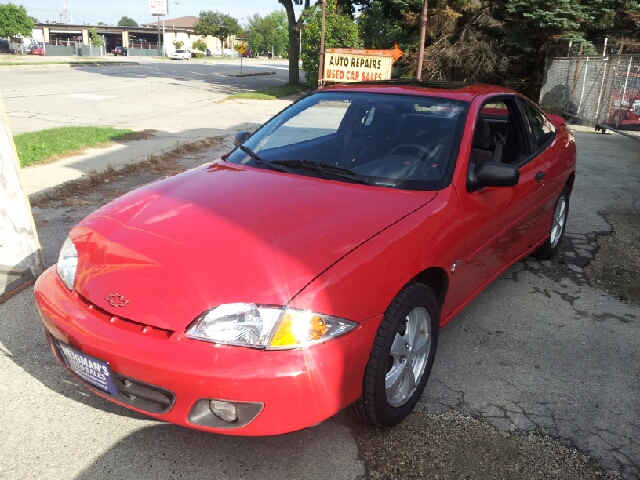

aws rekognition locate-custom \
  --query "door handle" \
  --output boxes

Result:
[535,171,545,182]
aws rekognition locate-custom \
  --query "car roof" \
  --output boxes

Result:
[321,80,521,102]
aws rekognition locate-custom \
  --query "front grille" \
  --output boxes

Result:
[48,332,175,414]
[111,373,175,413]
[75,292,173,340]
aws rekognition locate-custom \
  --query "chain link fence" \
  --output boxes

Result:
[539,55,640,139]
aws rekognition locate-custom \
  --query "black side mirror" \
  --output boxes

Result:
[467,162,519,192]
[234,131,252,146]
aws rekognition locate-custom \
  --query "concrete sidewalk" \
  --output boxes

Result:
[20,98,294,200]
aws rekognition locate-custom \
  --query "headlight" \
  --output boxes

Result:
[56,237,78,290]
[186,303,356,350]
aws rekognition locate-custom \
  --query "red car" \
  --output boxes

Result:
[34,81,576,435]
[604,74,640,131]
[31,46,44,55]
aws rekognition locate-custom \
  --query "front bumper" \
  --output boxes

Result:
[34,267,380,435]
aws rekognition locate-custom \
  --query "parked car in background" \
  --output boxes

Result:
[171,49,190,60]
[34,81,576,436]
[113,46,127,56]
[602,74,640,131]
[10,36,35,54]
[31,44,44,56]
[241,49,253,58]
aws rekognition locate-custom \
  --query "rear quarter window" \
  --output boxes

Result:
[521,100,556,150]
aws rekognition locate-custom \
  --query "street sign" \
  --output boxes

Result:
[149,0,167,16]
[235,43,247,55]
[322,45,403,83]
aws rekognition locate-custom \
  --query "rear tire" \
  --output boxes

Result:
[533,186,569,260]
[354,282,439,428]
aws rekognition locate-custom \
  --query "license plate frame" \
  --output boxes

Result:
[56,340,119,396]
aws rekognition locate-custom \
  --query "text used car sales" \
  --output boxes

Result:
[323,51,393,83]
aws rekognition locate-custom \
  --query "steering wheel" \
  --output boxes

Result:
[388,143,432,158]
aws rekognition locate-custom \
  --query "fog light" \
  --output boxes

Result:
[209,400,238,422]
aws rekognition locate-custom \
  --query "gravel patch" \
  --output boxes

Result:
[351,411,620,480]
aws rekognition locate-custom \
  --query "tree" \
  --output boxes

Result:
[90,27,104,47]
[173,39,184,49]
[301,0,362,85]
[192,38,207,52]
[357,0,403,49]
[194,11,243,49]
[117,16,138,27]
[246,10,288,56]
[502,0,593,53]
[278,0,311,84]
[0,3,34,38]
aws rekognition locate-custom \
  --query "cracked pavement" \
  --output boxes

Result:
[418,127,640,479]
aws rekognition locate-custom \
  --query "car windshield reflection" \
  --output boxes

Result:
[226,92,469,191]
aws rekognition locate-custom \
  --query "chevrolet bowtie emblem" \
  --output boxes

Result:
[105,293,129,308]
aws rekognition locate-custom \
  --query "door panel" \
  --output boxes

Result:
[445,96,538,312]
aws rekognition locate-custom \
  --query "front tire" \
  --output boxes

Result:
[354,283,439,428]
[533,186,569,260]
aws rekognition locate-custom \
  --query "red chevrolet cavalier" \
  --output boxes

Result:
[35,81,576,435]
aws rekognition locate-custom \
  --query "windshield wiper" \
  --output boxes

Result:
[239,145,289,173]
[269,159,372,185]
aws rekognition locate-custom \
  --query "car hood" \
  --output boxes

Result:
[71,161,437,331]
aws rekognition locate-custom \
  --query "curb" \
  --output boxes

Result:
[26,134,234,205]
[228,71,276,77]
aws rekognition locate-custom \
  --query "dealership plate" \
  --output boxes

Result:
[56,341,119,396]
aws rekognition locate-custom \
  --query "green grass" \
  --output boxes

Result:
[227,83,310,100]
[14,126,135,167]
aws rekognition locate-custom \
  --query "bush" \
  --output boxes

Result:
[191,38,207,52]
[193,52,205,58]
[301,0,361,86]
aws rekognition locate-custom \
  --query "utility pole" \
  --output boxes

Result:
[317,0,326,88]
[415,0,428,80]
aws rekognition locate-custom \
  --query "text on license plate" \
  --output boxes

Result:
[56,341,119,396]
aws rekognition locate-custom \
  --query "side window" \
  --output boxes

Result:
[470,98,526,167]
[521,100,556,150]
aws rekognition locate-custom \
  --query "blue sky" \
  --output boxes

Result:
[20,0,302,27]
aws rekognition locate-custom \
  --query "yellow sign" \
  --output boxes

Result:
[235,43,247,55]
[323,45,403,83]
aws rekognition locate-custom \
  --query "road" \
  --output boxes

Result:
[0,61,638,478]
[1,58,298,197]
[1,58,294,134]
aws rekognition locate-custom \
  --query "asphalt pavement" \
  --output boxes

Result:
[1,59,297,197]
[1,58,293,135]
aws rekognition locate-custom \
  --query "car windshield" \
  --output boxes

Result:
[176,50,185,53]
[226,91,468,190]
